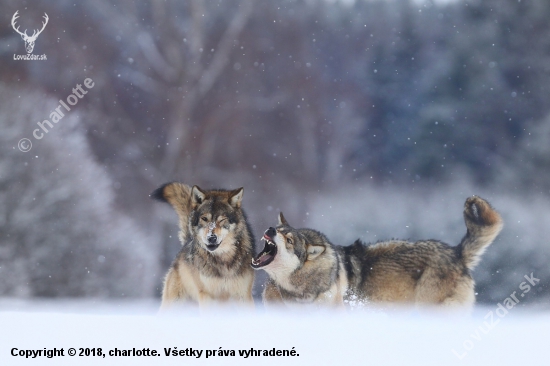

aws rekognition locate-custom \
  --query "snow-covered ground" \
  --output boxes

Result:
[1,300,549,365]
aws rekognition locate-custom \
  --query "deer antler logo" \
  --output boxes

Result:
[11,11,49,54]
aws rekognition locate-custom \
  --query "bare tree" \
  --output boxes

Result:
[0,84,158,297]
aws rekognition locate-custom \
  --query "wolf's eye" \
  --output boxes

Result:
[286,237,293,244]
[201,216,208,222]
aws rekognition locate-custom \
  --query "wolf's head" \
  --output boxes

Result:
[151,183,246,254]
[188,186,245,253]
[251,212,327,275]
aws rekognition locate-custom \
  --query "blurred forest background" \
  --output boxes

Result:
[0,0,549,307]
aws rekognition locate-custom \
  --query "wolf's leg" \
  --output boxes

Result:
[159,267,185,311]
[224,271,255,309]
[441,277,475,308]
[415,268,475,308]
[333,263,349,308]
[243,271,255,306]
[414,268,450,306]
[197,291,215,309]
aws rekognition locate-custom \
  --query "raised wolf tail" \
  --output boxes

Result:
[150,182,193,243]
[458,196,503,270]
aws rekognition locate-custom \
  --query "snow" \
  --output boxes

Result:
[1,301,549,366]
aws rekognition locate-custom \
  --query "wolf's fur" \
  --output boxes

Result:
[255,196,502,309]
[151,182,255,309]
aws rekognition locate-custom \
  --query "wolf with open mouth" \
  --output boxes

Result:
[151,182,255,309]
[252,212,348,308]
[253,196,503,309]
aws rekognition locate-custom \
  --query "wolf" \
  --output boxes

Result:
[252,220,348,308]
[252,196,503,309]
[151,182,255,309]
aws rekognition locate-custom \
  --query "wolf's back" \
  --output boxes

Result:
[458,196,503,270]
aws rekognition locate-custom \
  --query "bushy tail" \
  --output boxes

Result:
[458,196,503,270]
[150,182,192,243]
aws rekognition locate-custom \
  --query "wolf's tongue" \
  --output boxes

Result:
[252,240,277,268]
[256,252,272,265]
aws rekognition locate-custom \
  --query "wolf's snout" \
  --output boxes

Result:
[207,235,218,244]
[253,227,278,269]
[265,227,276,239]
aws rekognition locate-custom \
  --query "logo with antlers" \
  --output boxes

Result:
[11,11,49,54]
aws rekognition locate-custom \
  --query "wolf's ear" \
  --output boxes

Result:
[278,212,289,226]
[306,244,325,261]
[150,182,192,221]
[228,187,244,208]
[191,185,207,208]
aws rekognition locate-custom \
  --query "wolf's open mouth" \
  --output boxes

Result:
[251,236,277,269]
[205,244,219,252]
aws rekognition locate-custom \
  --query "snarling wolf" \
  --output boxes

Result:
[151,183,255,309]
[252,196,503,309]
[252,212,348,308]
